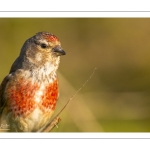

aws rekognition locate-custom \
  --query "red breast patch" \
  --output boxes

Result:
[6,78,58,117]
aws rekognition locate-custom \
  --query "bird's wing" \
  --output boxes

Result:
[0,74,12,120]
[0,57,21,121]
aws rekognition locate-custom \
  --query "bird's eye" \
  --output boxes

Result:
[41,43,47,48]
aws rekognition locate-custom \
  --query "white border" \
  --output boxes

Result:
[0,133,150,139]
[1,0,150,11]
[0,11,150,18]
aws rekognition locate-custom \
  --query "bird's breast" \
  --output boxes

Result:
[5,74,59,118]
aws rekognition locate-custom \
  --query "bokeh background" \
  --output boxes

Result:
[0,18,150,132]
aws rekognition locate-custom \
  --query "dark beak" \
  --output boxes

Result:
[52,45,66,56]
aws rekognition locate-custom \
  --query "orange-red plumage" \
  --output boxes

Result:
[41,80,58,111]
[43,33,59,42]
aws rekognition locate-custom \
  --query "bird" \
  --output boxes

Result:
[0,31,66,132]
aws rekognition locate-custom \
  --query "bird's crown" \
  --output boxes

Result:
[35,32,59,43]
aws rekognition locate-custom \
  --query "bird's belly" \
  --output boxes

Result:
[13,107,54,132]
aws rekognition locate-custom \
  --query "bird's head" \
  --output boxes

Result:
[20,32,66,69]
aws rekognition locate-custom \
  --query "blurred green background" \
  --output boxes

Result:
[0,18,150,132]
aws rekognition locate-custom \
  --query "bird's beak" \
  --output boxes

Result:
[52,45,66,56]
